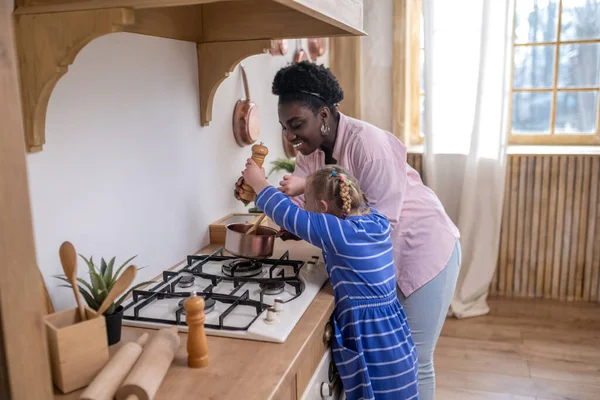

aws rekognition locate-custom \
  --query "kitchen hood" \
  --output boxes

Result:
[13,0,365,152]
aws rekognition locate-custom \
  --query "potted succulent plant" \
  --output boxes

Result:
[55,254,152,345]
[248,157,297,213]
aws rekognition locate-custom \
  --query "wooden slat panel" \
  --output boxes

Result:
[415,154,422,177]
[406,153,423,177]
[413,152,600,302]
[497,159,512,295]
[576,157,591,300]
[569,156,584,300]
[544,156,559,299]
[407,153,415,171]
[507,157,520,296]
[584,158,600,301]
[523,156,535,297]
[515,156,527,295]
[493,161,512,296]
[551,156,567,299]
[530,156,543,297]
[591,157,600,301]
[536,156,551,298]
[560,156,576,300]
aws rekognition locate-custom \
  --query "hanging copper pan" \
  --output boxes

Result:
[269,39,288,56]
[307,38,327,62]
[293,39,308,64]
[233,63,260,147]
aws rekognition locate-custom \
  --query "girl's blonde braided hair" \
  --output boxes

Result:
[307,165,370,218]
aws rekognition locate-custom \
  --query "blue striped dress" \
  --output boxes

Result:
[256,186,419,400]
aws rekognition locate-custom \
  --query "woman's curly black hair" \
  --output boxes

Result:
[272,61,344,114]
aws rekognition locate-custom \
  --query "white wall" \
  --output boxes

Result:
[26,33,328,311]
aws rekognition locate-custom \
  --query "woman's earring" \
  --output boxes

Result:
[320,121,330,136]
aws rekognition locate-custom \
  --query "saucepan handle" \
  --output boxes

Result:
[276,229,302,241]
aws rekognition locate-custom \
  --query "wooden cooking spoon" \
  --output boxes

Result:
[95,265,137,318]
[59,241,86,321]
[246,213,267,235]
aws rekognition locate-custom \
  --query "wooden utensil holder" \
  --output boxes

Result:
[44,307,110,394]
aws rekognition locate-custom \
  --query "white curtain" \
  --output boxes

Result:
[422,0,513,318]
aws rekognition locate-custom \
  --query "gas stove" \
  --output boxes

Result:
[120,243,328,343]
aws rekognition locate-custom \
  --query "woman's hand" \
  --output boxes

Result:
[242,159,269,194]
[233,176,250,205]
[278,174,306,197]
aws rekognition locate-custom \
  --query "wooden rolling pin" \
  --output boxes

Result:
[79,333,149,400]
[240,143,269,202]
[116,326,180,400]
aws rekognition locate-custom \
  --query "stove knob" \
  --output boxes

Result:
[306,260,317,273]
[274,298,284,312]
[320,382,333,398]
[264,307,280,325]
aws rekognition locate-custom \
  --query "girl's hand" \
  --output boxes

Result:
[242,159,269,193]
[278,174,306,197]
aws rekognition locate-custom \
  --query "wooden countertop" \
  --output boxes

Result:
[53,240,335,400]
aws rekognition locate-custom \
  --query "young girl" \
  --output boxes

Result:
[243,160,419,400]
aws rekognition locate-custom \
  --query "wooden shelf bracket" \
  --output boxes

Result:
[14,8,135,152]
[197,39,273,126]
[12,0,363,152]
[14,10,271,151]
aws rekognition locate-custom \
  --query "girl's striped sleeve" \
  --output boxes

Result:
[255,186,329,249]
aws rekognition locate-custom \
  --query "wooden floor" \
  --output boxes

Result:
[435,296,600,400]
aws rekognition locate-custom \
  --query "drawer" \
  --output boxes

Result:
[295,317,334,398]
[299,351,343,400]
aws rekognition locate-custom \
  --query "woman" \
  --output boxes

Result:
[235,61,461,400]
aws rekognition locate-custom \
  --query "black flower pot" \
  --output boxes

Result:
[104,305,124,346]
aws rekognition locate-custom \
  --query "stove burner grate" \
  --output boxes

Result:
[222,258,263,278]
[122,247,310,332]
[177,275,195,288]
[178,297,216,315]
[259,281,286,296]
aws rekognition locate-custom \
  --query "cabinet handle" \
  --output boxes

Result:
[323,322,333,344]
[320,382,333,398]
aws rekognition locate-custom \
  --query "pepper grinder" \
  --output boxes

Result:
[240,143,269,203]
[184,292,209,368]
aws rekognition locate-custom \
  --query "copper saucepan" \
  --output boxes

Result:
[269,39,288,56]
[225,223,285,259]
[293,39,308,64]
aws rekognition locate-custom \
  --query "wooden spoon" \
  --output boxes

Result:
[95,265,137,318]
[246,213,267,235]
[59,241,86,321]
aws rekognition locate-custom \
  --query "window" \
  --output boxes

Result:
[510,0,600,145]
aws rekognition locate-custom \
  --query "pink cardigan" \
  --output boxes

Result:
[292,113,460,296]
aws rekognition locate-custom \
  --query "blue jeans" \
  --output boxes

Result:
[397,240,461,400]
